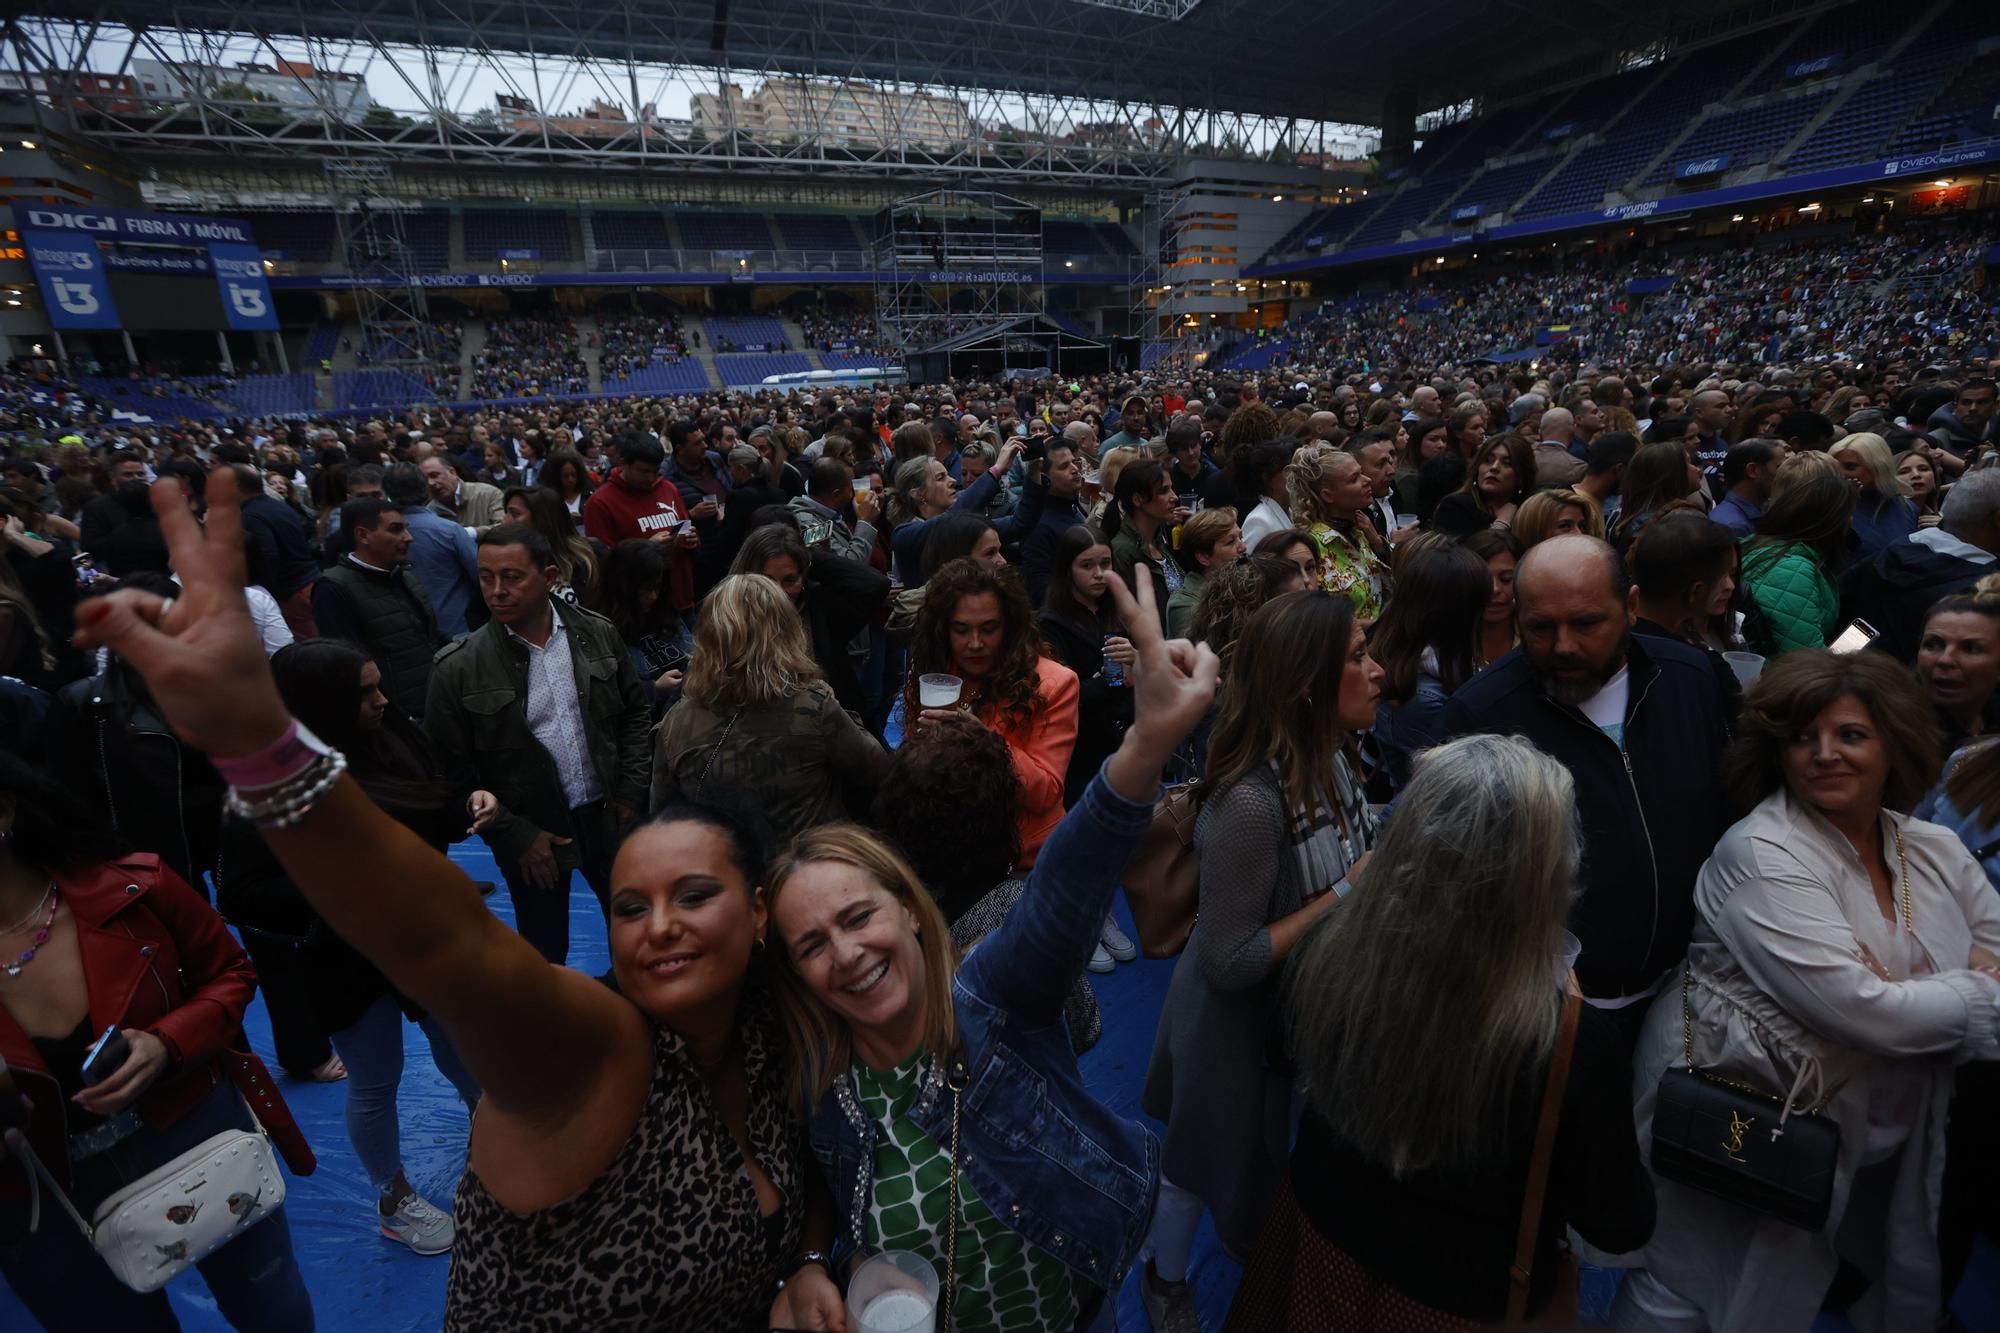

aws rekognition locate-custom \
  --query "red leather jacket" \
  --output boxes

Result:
[0,854,313,1195]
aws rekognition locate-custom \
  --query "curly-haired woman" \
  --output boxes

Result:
[1282,442,1387,622]
[894,558,1078,868]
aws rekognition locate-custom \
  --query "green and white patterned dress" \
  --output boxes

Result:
[853,1053,1084,1333]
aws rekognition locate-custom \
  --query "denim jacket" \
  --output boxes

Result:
[1915,740,2000,890]
[806,763,1160,1293]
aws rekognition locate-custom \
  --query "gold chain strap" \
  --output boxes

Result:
[1893,824,1912,932]
[1681,963,1834,1113]
[943,1080,962,1333]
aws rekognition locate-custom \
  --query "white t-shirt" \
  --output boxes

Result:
[1578,664,1631,748]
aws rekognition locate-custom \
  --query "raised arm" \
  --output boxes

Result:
[75,475,643,1120]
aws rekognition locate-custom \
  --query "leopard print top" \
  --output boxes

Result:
[444,1005,803,1332]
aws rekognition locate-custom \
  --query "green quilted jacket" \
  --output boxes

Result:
[1741,540,1838,656]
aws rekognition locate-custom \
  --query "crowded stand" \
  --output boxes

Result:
[468,314,587,400]
[595,312,690,383]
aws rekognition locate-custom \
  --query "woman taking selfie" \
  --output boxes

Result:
[1226,735,1654,1329]
[650,573,887,843]
[0,750,315,1331]
[765,570,1220,1333]
[69,475,827,1332]
[1614,650,2000,1331]
[897,558,1078,869]
[1139,591,1385,1329]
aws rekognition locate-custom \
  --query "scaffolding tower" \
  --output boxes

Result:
[324,159,454,408]
[873,191,1043,355]
[1134,182,1201,373]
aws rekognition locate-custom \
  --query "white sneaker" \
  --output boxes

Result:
[380,1191,455,1255]
[1089,941,1116,974]
[1100,917,1138,963]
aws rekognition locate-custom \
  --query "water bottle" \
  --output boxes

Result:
[1102,634,1125,687]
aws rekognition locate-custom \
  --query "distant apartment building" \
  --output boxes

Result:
[692,79,970,149]
[132,58,372,119]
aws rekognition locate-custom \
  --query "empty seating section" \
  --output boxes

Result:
[1785,51,1966,173]
[334,370,437,410]
[714,352,813,384]
[705,316,789,350]
[463,209,573,261]
[590,211,673,253]
[601,359,715,395]
[247,212,338,261]
[1886,60,2000,157]
[304,321,341,364]
[773,214,866,253]
[222,374,316,415]
[1266,208,1339,257]
[1346,173,1474,246]
[398,213,451,269]
[1448,157,1563,223]
[677,211,776,252]
[1646,88,1837,184]
[1516,64,1703,219]
[1782,4,1887,67]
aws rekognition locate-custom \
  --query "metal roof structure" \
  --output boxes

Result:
[5,0,1825,191]
[12,0,1764,124]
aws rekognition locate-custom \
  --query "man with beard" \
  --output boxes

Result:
[1438,535,1730,1045]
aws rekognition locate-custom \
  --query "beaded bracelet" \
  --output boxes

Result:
[224,749,349,829]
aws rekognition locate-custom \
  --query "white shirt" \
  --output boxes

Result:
[244,586,295,657]
[1578,664,1630,744]
[1240,495,1292,550]
[507,610,603,809]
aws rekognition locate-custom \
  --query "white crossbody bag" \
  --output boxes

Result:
[8,1119,286,1293]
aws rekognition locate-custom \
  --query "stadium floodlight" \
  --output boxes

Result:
[1072,0,1205,18]
[19,140,36,149]
[1934,179,1952,187]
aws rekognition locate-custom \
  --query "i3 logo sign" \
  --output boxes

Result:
[51,279,101,316]
[226,283,268,318]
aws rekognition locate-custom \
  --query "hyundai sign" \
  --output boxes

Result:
[1677,156,1731,179]
[21,227,122,329]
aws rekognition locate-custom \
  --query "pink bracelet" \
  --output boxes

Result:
[211,720,318,789]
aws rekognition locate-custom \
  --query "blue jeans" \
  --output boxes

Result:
[0,1077,314,1332]
[327,991,480,1197]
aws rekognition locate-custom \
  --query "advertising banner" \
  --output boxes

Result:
[21,227,122,329]
[208,241,280,330]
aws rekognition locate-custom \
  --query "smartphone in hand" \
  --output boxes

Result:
[80,1026,131,1088]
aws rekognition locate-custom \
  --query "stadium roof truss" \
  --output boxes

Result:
[3,0,1772,190]
[7,6,1356,191]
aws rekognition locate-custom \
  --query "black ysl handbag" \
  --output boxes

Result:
[1650,964,1840,1231]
